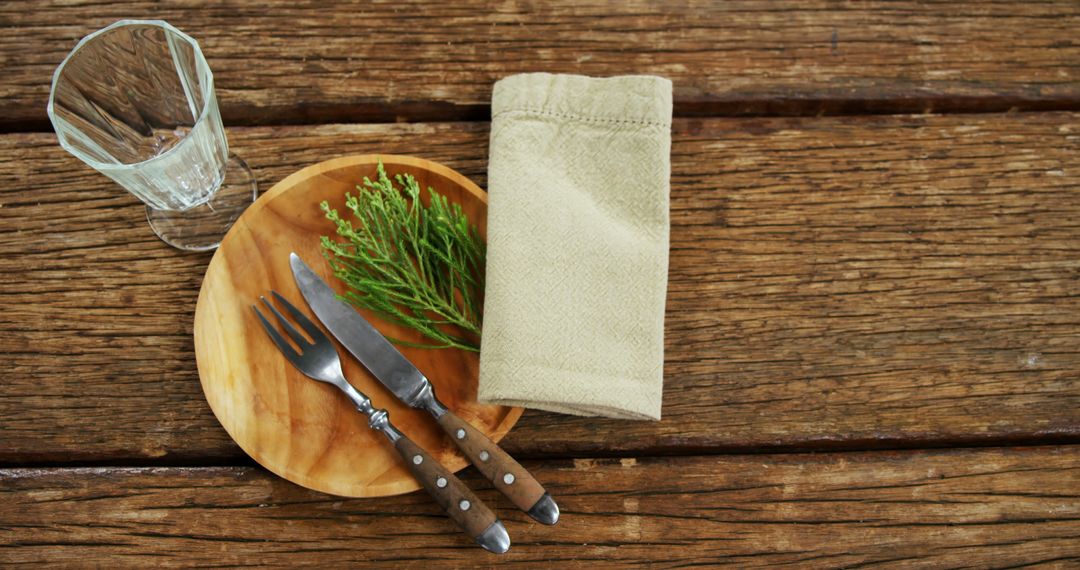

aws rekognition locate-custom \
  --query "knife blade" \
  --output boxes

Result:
[290,252,559,525]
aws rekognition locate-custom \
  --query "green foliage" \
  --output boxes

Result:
[319,162,485,352]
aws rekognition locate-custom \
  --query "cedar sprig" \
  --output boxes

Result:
[319,161,485,351]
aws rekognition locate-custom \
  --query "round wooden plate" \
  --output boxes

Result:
[194,155,522,497]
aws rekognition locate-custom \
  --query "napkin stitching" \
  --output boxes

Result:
[492,107,670,128]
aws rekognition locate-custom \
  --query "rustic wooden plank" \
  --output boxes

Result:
[1,113,1078,462]
[1,447,1078,567]
[4,0,1080,128]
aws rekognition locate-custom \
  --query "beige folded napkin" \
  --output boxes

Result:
[477,73,672,420]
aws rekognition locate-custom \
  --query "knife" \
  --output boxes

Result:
[291,252,559,525]
[251,291,509,553]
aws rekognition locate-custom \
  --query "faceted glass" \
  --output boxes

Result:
[48,20,255,251]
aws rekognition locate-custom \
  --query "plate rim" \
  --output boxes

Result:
[193,154,522,497]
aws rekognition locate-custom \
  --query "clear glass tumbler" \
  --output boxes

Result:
[48,20,256,251]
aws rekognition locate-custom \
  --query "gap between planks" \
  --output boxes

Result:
[1,447,1078,567]
[7,97,1080,135]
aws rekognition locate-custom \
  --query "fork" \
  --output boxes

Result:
[253,291,510,554]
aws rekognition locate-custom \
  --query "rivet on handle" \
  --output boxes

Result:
[435,409,557,525]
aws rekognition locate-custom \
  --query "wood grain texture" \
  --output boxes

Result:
[4,0,1080,128]
[195,155,520,496]
[2,113,1079,463]
[2,447,1078,567]
[436,409,547,515]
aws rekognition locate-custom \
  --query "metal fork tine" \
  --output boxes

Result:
[271,290,326,344]
[260,295,310,348]
[252,305,301,362]
[254,292,347,386]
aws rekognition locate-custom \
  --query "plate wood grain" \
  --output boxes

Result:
[194,154,521,497]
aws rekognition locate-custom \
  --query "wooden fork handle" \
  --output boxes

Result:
[436,410,559,525]
[392,434,510,553]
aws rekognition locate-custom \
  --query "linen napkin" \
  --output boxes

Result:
[478,73,672,420]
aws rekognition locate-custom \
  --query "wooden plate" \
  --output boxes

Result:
[194,155,521,497]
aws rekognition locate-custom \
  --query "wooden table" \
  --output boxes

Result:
[2,2,1079,567]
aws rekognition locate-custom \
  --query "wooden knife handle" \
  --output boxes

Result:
[393,435,509,552]
[436,410,558,524]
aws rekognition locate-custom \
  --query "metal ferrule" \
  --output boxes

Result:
[411,380,449,418]
[367,409,402,443]
[476,520,511,554]
[338,380,402,443]
[527,493,560,525]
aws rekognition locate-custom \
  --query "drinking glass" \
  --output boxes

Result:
[48,20,256,251]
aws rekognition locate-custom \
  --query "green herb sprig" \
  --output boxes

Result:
[319,162,485,352]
